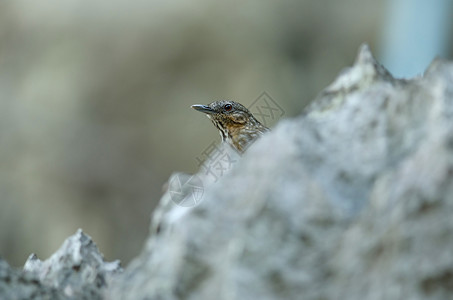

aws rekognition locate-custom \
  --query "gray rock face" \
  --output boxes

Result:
[106,45,453,299]
[24,229,122,299]
[0,230,121,300]
[0,258,65,300]
[3,45,453,300]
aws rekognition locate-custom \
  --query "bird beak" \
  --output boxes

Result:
[191,104,215,114]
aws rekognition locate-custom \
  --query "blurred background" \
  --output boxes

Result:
[0,0,451,267]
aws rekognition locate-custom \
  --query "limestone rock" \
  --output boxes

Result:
[0,258,65,300]
[22,229,120,300]
[107,45,453,299]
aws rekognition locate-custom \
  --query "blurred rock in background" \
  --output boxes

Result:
[0,0,449,268]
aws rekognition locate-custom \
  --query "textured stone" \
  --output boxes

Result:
[0,229,122,300]
[106,45,453,299]
[0,258,64,300]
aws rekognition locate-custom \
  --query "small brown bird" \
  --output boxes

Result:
[192,100,269,153]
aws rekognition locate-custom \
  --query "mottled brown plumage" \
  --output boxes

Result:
[192,100,269,153]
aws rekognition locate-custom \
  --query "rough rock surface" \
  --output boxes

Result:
[106,45,453,299]
[0,258,65,300]
[0,230,121,299]
[4,45,453,300]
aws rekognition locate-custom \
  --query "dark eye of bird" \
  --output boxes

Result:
[224,104,232,111]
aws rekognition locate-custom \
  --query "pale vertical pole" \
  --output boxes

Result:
[379,0,453,78]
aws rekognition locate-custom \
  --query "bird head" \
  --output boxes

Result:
[191,100,269,153]
[191,100,252,127]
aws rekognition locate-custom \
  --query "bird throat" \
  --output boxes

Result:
[209,117,229,141]
[208,116,255,153]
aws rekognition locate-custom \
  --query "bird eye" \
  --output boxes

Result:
[224,104,232,111]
